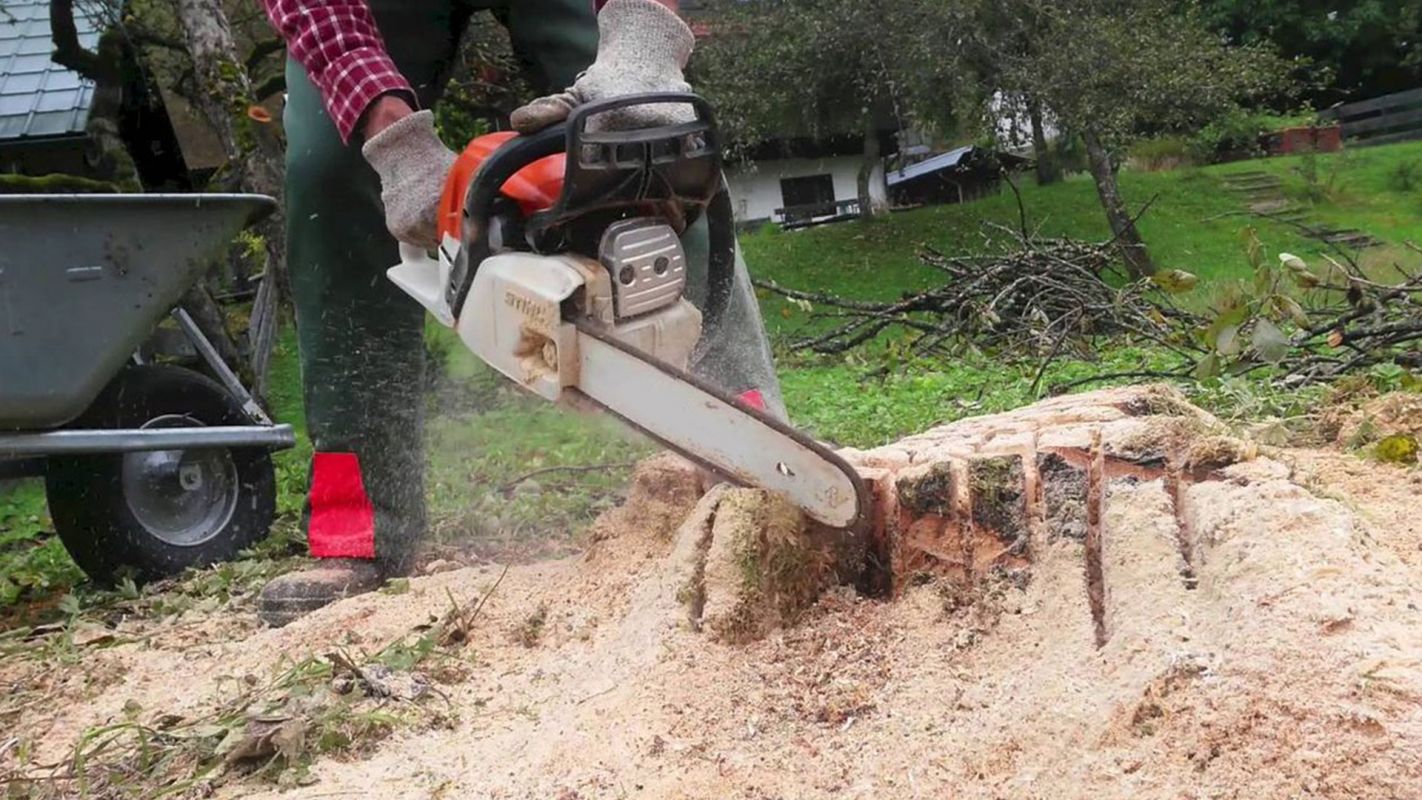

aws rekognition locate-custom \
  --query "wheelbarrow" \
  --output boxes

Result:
[0,194,297,583]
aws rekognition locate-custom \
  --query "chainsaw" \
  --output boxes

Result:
[387,93,868,532]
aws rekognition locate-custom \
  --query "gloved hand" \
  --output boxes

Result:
[510,0,695,134]
[361,110,457,249]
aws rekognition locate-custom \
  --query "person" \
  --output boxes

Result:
[256,0,785,626]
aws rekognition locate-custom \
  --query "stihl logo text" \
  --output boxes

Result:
[504,290,556,334]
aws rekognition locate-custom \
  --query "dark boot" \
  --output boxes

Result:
[258,559,385,628]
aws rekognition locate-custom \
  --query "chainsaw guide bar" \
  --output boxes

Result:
[572,321,871,534]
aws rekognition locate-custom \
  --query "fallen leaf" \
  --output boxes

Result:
[247,105,273,123]
[1151,269,1199,293]
[1216,324,1242,356]
[1251,318,1290,364]
[1272,295,1310,328]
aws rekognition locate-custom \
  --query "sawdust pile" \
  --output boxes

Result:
[5,386,1422,799]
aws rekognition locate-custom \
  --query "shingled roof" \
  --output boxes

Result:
[0,0,99,140]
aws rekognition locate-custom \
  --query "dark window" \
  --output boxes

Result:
[779,174,835,209]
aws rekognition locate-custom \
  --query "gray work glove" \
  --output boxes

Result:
[510,0,695,134]
[361,110,457,249]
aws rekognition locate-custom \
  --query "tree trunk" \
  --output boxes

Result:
[1028,98,1060,186]
[857,117,885,219]
[1082,130,1153,278]
[174,0,287,397]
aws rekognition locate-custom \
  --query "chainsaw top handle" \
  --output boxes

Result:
[446,92,737,332]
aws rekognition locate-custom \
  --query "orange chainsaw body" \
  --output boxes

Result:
[435,132,566,244]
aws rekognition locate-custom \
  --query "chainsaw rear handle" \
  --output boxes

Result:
[446,93,735,329]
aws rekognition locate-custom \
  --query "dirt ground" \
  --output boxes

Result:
[4,386,1422,799]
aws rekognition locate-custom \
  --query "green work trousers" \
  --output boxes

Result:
[282,0,783,571]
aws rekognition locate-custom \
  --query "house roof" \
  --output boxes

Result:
[885,145,975,186]
[0,0,100,141]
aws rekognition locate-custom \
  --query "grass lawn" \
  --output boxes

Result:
[3,139,1417,617]
[1211,139,1422,249]
[743,167,1318,317]
[746,141,1422,335]
[747,140,1422,447]
[421,335,651,560]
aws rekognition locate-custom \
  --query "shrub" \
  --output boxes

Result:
[1128,136,1194,171]
[1190,108,1269,164]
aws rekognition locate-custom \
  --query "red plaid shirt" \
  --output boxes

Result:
[261,0,413,143]
[262,0,613,144]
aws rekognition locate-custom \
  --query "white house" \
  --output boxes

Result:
[724,154,888,227]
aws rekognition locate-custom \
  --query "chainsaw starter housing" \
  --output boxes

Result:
[453,250,701,405]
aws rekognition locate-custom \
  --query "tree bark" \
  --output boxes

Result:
[857,117,885,218]
[174,0,288,397]
[1028,98,1060,186]
[1082,130,1153,278]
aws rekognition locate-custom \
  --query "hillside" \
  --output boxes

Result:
[744,139,1422,337]
[746,140,1422,446]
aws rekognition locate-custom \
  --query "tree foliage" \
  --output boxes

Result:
[964,0,1291,276]
[988,0,1290,151]
[694,0,966,215]
[1198,0,1422,105]
[433,12,537,147]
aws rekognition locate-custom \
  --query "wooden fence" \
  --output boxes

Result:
[1322,87,1422,147]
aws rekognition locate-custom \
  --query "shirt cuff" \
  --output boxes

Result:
[323,47,417,143]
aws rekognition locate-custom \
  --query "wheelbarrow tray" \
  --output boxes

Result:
[0,193,275,430]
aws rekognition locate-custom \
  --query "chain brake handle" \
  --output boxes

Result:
[445,93,736,328]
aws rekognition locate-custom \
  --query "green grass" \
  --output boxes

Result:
[0,483,78,612]
[743,140,1421,448]
[1211,139,1422,249]
[781,345,1184,448]
[746,141,1422,338]
[421,331,652,559]
[745,167,1319,324]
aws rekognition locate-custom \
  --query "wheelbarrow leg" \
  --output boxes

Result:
[170,307,272,425]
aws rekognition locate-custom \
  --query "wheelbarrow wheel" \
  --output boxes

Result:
[45,365,277,584]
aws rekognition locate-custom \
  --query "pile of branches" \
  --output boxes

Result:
[754,223,1202,363]
[756,221,1422,391]
[1265,245,1422,385]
